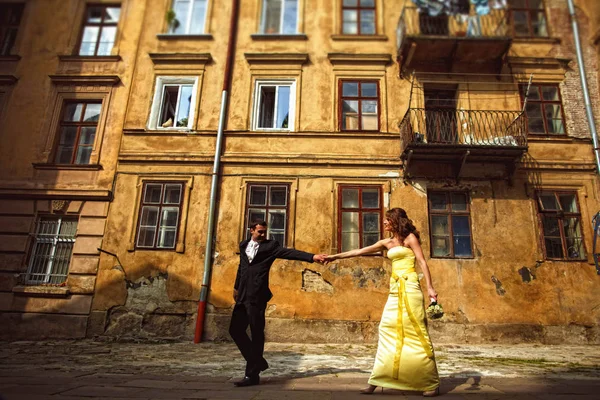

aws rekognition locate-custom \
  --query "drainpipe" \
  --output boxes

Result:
[194,0,240,343]
[567,0,600,174]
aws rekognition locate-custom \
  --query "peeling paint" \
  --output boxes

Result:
[518,267,536,283]
[491,275,506,296]
[302,269,334,294]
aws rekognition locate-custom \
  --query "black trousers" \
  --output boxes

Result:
[229,302,269,377]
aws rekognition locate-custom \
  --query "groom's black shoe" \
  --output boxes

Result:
[233,375,260,387]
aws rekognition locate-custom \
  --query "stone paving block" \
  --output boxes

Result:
[0,383,79,396]
[182,389,257,399]
[117,378,182,389]
[134,388,201,399]
[252,390,333,400]
[58,385,152,398]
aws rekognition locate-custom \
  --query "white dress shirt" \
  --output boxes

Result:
[246,240,260,262]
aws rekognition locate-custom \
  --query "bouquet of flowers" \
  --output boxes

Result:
[426,298,444,319]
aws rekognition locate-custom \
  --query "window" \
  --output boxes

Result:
[520,84,565,135]
[339,80,379,131]
[136,182,184,249]
[54,101,102,164]
[25,216,78,285]
[0,3,24,56]
[253,80,296,131]
[149,76,198,129]
[78,5,120,56]
[342,0,376,35]
[169,0,208,34]
[338,185,382,252]
[509,0,548,37]
[244,184,290,245]
[536,191,586,260]
[428,191,472,258]
[261,0,298,34]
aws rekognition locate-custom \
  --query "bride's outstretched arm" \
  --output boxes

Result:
[325,239,387,263]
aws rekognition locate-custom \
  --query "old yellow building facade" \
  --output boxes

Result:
[1,0,599,343]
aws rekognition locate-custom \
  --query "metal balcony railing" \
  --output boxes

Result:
[399,108,527,150]
[397,5,510,44]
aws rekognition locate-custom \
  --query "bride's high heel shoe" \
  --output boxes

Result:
[423,387,440,397]
[359,384,382,394]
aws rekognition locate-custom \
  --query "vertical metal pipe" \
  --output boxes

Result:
[567,0,600,174]
[194,0,240,344]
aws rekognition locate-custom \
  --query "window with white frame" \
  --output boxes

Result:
[136,182,184,250]
[26,216,78,285]
[169,0,208,34]
[261,0,298,34]
[253,80,296,131]
[148,77,198,129]
[244,183,290,245]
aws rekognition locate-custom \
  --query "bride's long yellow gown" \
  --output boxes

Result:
[368,246,439,392]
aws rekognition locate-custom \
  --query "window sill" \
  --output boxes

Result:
[0,55,21,62]
[251,34,308,41]
[513,37,560,44]
[58,55,121,62]
[32,163,103,171]
[527,135,585,143]
[331,34,388,41]
[156,34,213,41]
[13,285,70,297]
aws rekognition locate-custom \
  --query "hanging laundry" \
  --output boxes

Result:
[490,0,507,9]
[412,0,471,16]
[470,0,490,16]
[411,0,448,17]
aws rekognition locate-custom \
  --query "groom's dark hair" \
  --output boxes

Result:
[250,221,268,229]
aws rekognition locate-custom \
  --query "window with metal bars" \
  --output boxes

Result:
[53,101,102,164]
[78,5,121,56]
[25,216,78,285]
[244,183,290,246]
[0,3,24,56]
[338,185,382,252]
[428,191,473,258]
[136,182,184,250]
[536,191,586,261]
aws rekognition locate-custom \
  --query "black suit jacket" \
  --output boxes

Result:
[234,239,314,304]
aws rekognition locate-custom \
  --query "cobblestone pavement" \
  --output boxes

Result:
[0,340,599,399]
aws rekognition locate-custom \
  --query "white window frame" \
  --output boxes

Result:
[148,76,198,130]
[26,216,78,285]
[260,0,299,34]
[170,0,208,34]
[252,79,296,131]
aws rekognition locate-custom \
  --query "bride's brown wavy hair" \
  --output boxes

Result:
[385,208,420,241]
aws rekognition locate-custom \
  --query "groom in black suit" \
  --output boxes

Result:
[230,221,326,387]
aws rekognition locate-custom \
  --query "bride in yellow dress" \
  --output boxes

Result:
[325,208,440,397]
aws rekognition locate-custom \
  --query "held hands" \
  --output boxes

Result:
[313,254,328,264]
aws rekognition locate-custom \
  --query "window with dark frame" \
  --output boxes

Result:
[339,80,379,131]
[25,215,78,285]
[244,184,290,246]
[520,83,566,136]
[54,101,102,165]
[78,5,121,56]
[136,182,184,250]
[509,0,548,37]
[536,191,586,261]
[0,3,24,56]
[342,0,376,35]
[428,191,473,258]
[338,185,382,252]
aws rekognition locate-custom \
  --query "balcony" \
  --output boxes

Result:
[399,108,528,180]
[397,6,512,75]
